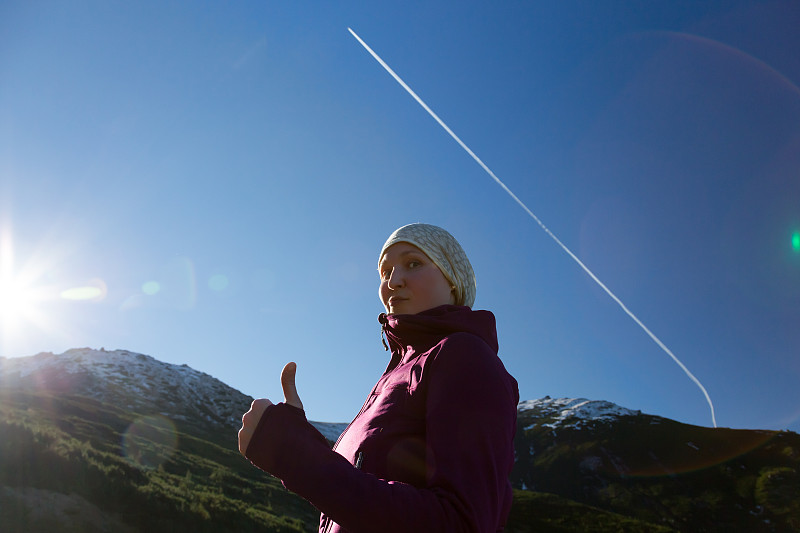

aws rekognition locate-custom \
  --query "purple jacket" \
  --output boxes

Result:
[245,305,519,532]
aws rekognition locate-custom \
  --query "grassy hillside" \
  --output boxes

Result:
[0,389,318,532]
[1,388,671,532]
[506,490,677,532]
[514,412,800,531]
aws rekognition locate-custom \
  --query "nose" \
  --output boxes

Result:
[387,268,405,289]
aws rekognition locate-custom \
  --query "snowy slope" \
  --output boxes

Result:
[518,396,641,430]
[1,349,641,440]
[0,348,252,430]
[0,348,342,439]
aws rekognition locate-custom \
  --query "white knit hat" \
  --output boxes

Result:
[379,223,476,308]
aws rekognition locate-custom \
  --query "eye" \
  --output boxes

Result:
[407,260,421,269]
[380,267,391,280]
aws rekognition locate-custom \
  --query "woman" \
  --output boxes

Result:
[239,223,519,532]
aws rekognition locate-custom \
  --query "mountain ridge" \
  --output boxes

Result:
[2,347,799,532]
[0,347,654,433]
[0,348,349,443]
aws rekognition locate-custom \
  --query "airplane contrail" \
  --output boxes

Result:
[347,27,717,428]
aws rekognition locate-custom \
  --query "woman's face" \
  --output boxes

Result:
[379,242,455,315]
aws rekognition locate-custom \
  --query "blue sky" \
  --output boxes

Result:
[1,1,798,433]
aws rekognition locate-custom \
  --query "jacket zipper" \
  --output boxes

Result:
[331,350,398,451]
[320,451,362,533]
[331,384,376,451]
[323,320,397,532]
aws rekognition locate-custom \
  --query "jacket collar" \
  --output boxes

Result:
[378,305,498,360]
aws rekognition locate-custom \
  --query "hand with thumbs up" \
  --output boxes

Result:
[238,362,304,456]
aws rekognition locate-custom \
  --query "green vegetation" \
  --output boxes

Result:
[514,412,800,531]
[3,387,800,532]
[0,390,318,532]
[506,490,676,532]
[755,466,800,528]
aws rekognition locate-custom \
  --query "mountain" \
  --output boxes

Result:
[0,347,347,443]
[0,348,322,533]
[513,396,800,531]
[2,348,799,532]
[1,348,247,430]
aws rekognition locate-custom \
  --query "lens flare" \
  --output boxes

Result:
[208,274,229,291]
[60,279,107,301]
[60,287,101,300]
[122,415,179,470]
[792,232,800,252]
[142,281,161,295]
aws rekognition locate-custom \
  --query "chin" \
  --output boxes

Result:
[389,304,412,315]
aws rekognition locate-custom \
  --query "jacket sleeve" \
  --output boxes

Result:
[245,334,518,533]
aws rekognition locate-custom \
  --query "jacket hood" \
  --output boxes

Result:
[378,304,498,356]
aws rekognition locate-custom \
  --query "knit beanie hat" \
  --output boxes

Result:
[379,223,476,308]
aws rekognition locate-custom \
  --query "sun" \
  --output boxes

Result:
[0,275,38,324]
[0,259,52,344]
[0,229,62,354]
[1,230,36,328]
[0,226,110,356]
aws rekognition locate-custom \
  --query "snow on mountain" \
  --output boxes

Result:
[1,349,641,441]
[518,396,641,430]
[0,348,253,430]
[0,348,342,439]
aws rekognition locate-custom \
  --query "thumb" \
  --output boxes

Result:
[281,361,304,411]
